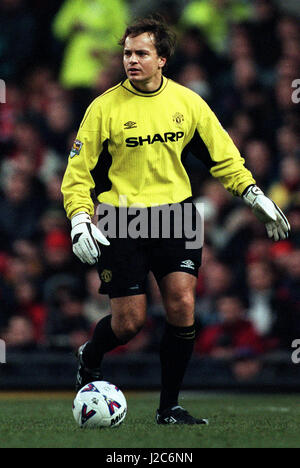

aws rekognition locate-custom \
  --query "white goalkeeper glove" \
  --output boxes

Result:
[71,212,110,265]
[243,185,290,241]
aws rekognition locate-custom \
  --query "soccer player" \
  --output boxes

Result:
[61,17,290,425]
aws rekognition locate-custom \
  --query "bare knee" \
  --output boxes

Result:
[110,295,147,343]
[115,315,146,343]
[160,273,197,326]
[164,292,195,326]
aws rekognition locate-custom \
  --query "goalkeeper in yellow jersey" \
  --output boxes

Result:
[61,16,290,425]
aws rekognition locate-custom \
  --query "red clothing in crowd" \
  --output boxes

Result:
[195,318,265,355]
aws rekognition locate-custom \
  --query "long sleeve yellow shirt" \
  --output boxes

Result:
[61,76,255,219]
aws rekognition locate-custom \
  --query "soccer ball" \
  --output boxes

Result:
[72,381,127,428]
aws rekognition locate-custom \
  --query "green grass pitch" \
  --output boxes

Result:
[0,391,299,448]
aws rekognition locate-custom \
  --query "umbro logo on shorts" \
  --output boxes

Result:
[180,259,195,270]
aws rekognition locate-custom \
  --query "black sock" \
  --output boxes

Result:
[82,314,124,369]
[159,322,196,412]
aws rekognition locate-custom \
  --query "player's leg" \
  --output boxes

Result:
[150,199,207,423]
[158,272,197,408]
[84,294,147,366]
[160,271,196,327]
[77,294,147,390]
[76,212,149,390]
[155,270,208,424]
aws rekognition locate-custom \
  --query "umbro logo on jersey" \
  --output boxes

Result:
[180,260,195,270]
[124,121,137,129]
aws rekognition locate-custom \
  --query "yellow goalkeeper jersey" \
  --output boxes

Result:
[61,76,255,219]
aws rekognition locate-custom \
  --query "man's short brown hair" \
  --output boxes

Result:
[119,15,177,62]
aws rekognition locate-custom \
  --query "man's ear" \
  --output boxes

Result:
[158,57,167,69]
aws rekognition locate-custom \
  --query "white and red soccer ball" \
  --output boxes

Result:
[72,381,127,428]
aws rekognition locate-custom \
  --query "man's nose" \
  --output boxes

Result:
[129,54,138,64]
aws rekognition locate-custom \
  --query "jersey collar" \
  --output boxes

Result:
[122,76,168,97]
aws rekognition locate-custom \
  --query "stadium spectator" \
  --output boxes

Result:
[167,27,224,84]
[12,280,47,344]
[277,15,300,43]
[272,250,300,349]
[228,24,254,62]
[276,125,300,160]
[37,100,74,159]
[0,83,24,148]
[180,0,253,55]
[93,52,125,97]
[274,77,298,117]
[195,260,235,327]
[246,0,281,68]
[52,0,129,90]
[226,112,255,150]
[195,294,265,357]
[268,156,300,209]
[287,202,300,248]
[3,315,37,350]
[0,169,45,250]
[45,288,91,351]
[245,261,278,337]
[130,0,183,25]
[243,140,273,191]
[12,239,44,282]
[177,63,212,102]
[43,171,66,212]
[0,264,14,328]
[41,229,76,281]
[0,0,37,80]
[2,117,63,186]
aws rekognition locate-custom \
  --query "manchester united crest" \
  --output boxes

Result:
[100,269,112,283]
[173,112,184,125]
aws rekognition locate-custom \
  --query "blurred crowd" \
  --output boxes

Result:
[0,0,300,381]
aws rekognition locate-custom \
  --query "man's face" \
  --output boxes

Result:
[123,32,166,85]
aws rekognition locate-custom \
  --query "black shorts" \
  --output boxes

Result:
[96,199,203,298]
